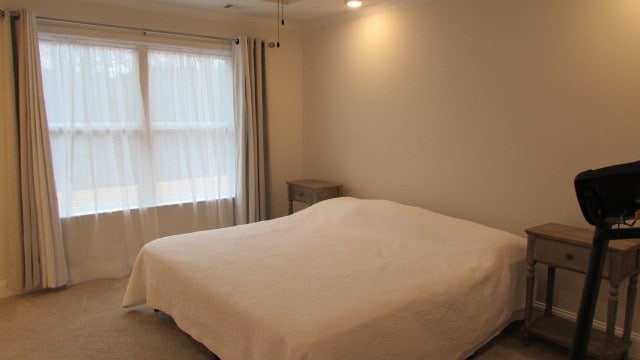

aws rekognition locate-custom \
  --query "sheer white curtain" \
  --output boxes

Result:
[39,37,237,284]
[40,40,149,217]
[40,39,155,283]
[147,47,236,224]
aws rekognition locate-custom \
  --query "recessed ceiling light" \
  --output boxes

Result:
[346,0,363,9]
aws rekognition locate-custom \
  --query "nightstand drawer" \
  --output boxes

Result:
[289,184,314,204]
[534,238,609,277]
[287,179,343,215]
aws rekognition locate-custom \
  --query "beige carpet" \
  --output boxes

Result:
[0,277,571,360]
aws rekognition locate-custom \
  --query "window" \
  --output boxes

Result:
[39,37,236,217]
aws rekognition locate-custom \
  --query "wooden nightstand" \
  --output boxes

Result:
[523,223,640,360]
[286,179,342,215]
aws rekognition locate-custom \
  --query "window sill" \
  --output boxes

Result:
[60,196,235,220]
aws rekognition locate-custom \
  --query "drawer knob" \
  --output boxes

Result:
[566,253,574,261]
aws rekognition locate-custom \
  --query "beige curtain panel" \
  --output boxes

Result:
[7,9,69,290]
[0,10,21,289]
[233,36,267,224]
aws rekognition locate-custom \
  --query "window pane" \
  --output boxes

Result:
[40,39,147,216]
[148,49,236,202]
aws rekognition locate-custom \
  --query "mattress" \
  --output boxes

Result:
[123,197,526,359]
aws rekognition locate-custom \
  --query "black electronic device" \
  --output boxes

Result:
[575,160,640,226]
[570,160,640,360]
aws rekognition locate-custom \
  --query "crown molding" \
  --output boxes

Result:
[77,0,299,30]
[72,0,428,33]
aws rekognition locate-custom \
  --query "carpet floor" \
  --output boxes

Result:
[0,277,574,360]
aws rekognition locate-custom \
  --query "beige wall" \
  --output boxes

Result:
[302,0,640,329]
[0,0,304,285]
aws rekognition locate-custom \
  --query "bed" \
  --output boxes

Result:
[122,197,526,359]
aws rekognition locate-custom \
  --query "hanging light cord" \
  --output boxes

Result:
[277,0,285,48]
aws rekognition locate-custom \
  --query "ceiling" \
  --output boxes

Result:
[81,0,424,29]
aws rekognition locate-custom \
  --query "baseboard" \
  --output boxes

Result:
[0,279,24,299]
[533,300,639,358]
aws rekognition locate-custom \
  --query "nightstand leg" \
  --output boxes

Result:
[623,275,638,342]
[605,285,619,357]
[546,266,556,316]
[523,261,536,346]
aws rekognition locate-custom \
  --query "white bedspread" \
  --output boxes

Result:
[123,197,526,359]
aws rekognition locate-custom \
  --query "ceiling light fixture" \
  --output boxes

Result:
[346,0,363,9]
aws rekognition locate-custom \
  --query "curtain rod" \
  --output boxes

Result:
[0,10,239,45]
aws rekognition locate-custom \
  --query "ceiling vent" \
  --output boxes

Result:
[222,3,252,11]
